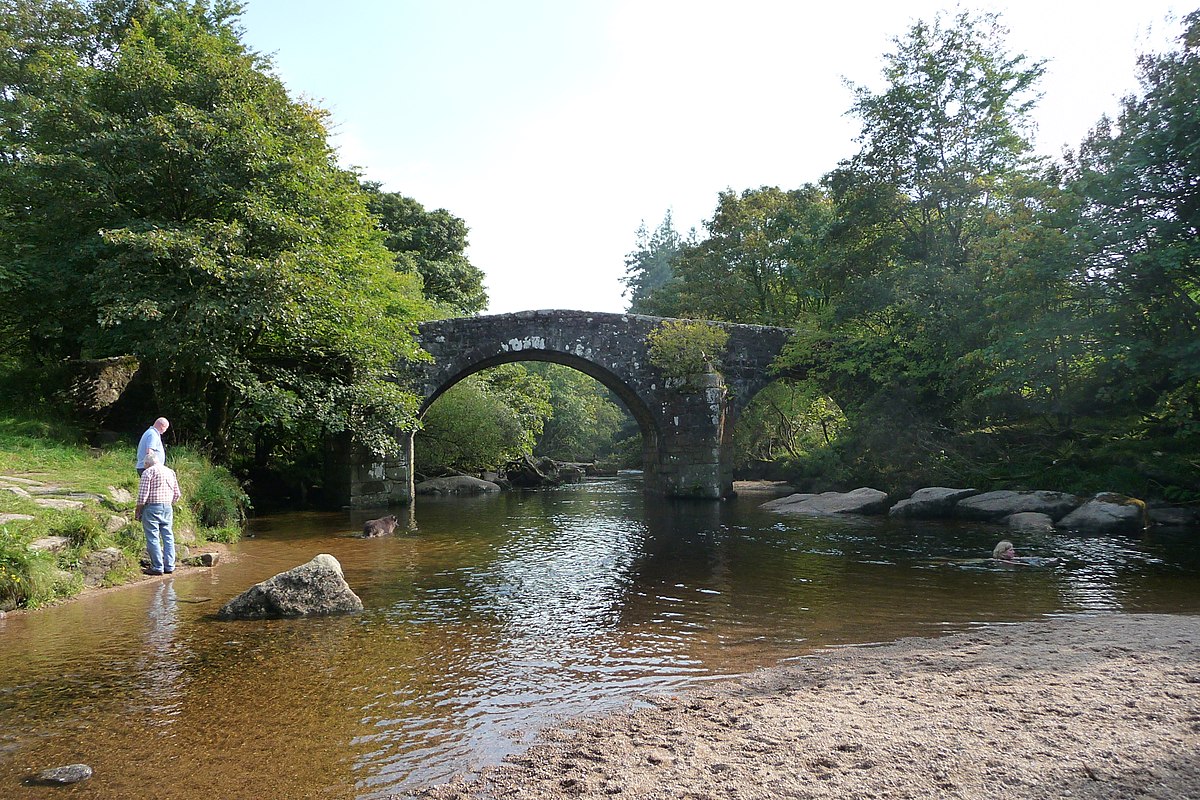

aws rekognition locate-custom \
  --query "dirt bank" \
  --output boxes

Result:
[410,613,1200,800]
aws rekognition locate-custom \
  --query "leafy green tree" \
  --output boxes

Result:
[362,182,487,316]
[647,186,836,324]
[415,364,552,474]
[0,0,427,465]
[798,10,1047,422]
[1072,11,1200,427]
[622,210,689,314]
[528,363,629,462]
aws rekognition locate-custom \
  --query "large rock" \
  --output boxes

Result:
[888,487,979,518]
[217,554,363,620]
[1056,493,1146,534]
[761,488,890,516]
[415,476,501,495]
[1006,512,1056,534]
[954,490,1080,522]
[81,547,126,587]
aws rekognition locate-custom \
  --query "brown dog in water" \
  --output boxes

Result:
[362,515,399,538]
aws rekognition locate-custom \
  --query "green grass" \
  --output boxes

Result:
[0,409,248,610]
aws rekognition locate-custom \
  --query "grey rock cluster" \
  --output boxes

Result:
[762,486,1169,535]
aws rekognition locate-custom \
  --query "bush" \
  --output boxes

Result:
[0,524,71,610]
[190,468,248,529]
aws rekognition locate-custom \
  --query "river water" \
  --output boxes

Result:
[2,476,1198,799]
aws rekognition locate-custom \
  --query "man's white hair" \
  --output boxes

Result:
[143,449,160,468]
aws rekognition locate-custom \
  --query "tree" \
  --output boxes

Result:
[415,364,551,474]
[622,210,688,314]
[362,183,487,316]
[0,0,427,466]
[1072,10,1200,426]
[528,363,628,463]
[650,186,836,324]
[800,10,1048,422]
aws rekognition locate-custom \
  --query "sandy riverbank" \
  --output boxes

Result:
[410,613,1200,800]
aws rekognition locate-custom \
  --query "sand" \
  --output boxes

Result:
[409,613,1200,800]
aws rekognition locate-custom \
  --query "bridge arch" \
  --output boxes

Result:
[330,310,794,508]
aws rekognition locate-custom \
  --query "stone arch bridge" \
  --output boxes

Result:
[328,310,793,508]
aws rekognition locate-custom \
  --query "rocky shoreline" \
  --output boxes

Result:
[408,612,1200,800]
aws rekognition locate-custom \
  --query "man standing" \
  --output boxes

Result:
[135,449,181,576]
[136,417,170,476]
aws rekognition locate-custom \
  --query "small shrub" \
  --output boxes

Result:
[0,525,63,610]
[646,321,730,383]
[189,466,248,530]
[48,509,106,550]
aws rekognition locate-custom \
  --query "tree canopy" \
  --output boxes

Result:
[0,0,429,472]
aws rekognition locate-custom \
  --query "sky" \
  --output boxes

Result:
[237,0,1187,315]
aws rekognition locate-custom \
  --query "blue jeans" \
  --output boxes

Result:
[142,503,175,573]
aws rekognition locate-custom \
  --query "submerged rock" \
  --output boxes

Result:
[1006,512,1056,534]
[217,554,363,620]
[31,764,93,785]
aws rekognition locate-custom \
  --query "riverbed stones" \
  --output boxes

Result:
[761,488,890,515]
[415,476,502,495]
[1056,493,1146,534]
[1006,512,1056,534]
[217,554,363,620]
[31,763,93,785]
[888,487,979,519]
[954,490,1080,522]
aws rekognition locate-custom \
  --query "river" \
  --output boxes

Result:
[2,476,1198,799]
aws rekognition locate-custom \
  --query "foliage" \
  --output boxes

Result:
[645,321,730,383]
[527,363,630,462]
[622,8,1200,500]
[363,182,488,316]
[732,380,844,470]
[0,0,428,479]
[622,210,690,314]
[415,364,552,475]
[188,462,247,530]
[1070,10,1200,425]
[641,187,837,325]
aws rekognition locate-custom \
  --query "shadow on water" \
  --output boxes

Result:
[1,475,1198,799]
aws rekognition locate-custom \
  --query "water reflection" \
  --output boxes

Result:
[1,477,1198,800]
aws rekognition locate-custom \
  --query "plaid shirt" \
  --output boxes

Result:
[137,464,181,506]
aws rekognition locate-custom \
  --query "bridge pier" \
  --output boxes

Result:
[324,430,414,509]
[649,372,733,499]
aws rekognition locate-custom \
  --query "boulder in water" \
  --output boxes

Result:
[761,487,890,516]
[217,554,363,620]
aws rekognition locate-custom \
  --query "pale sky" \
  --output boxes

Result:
[238,1,1186,315]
